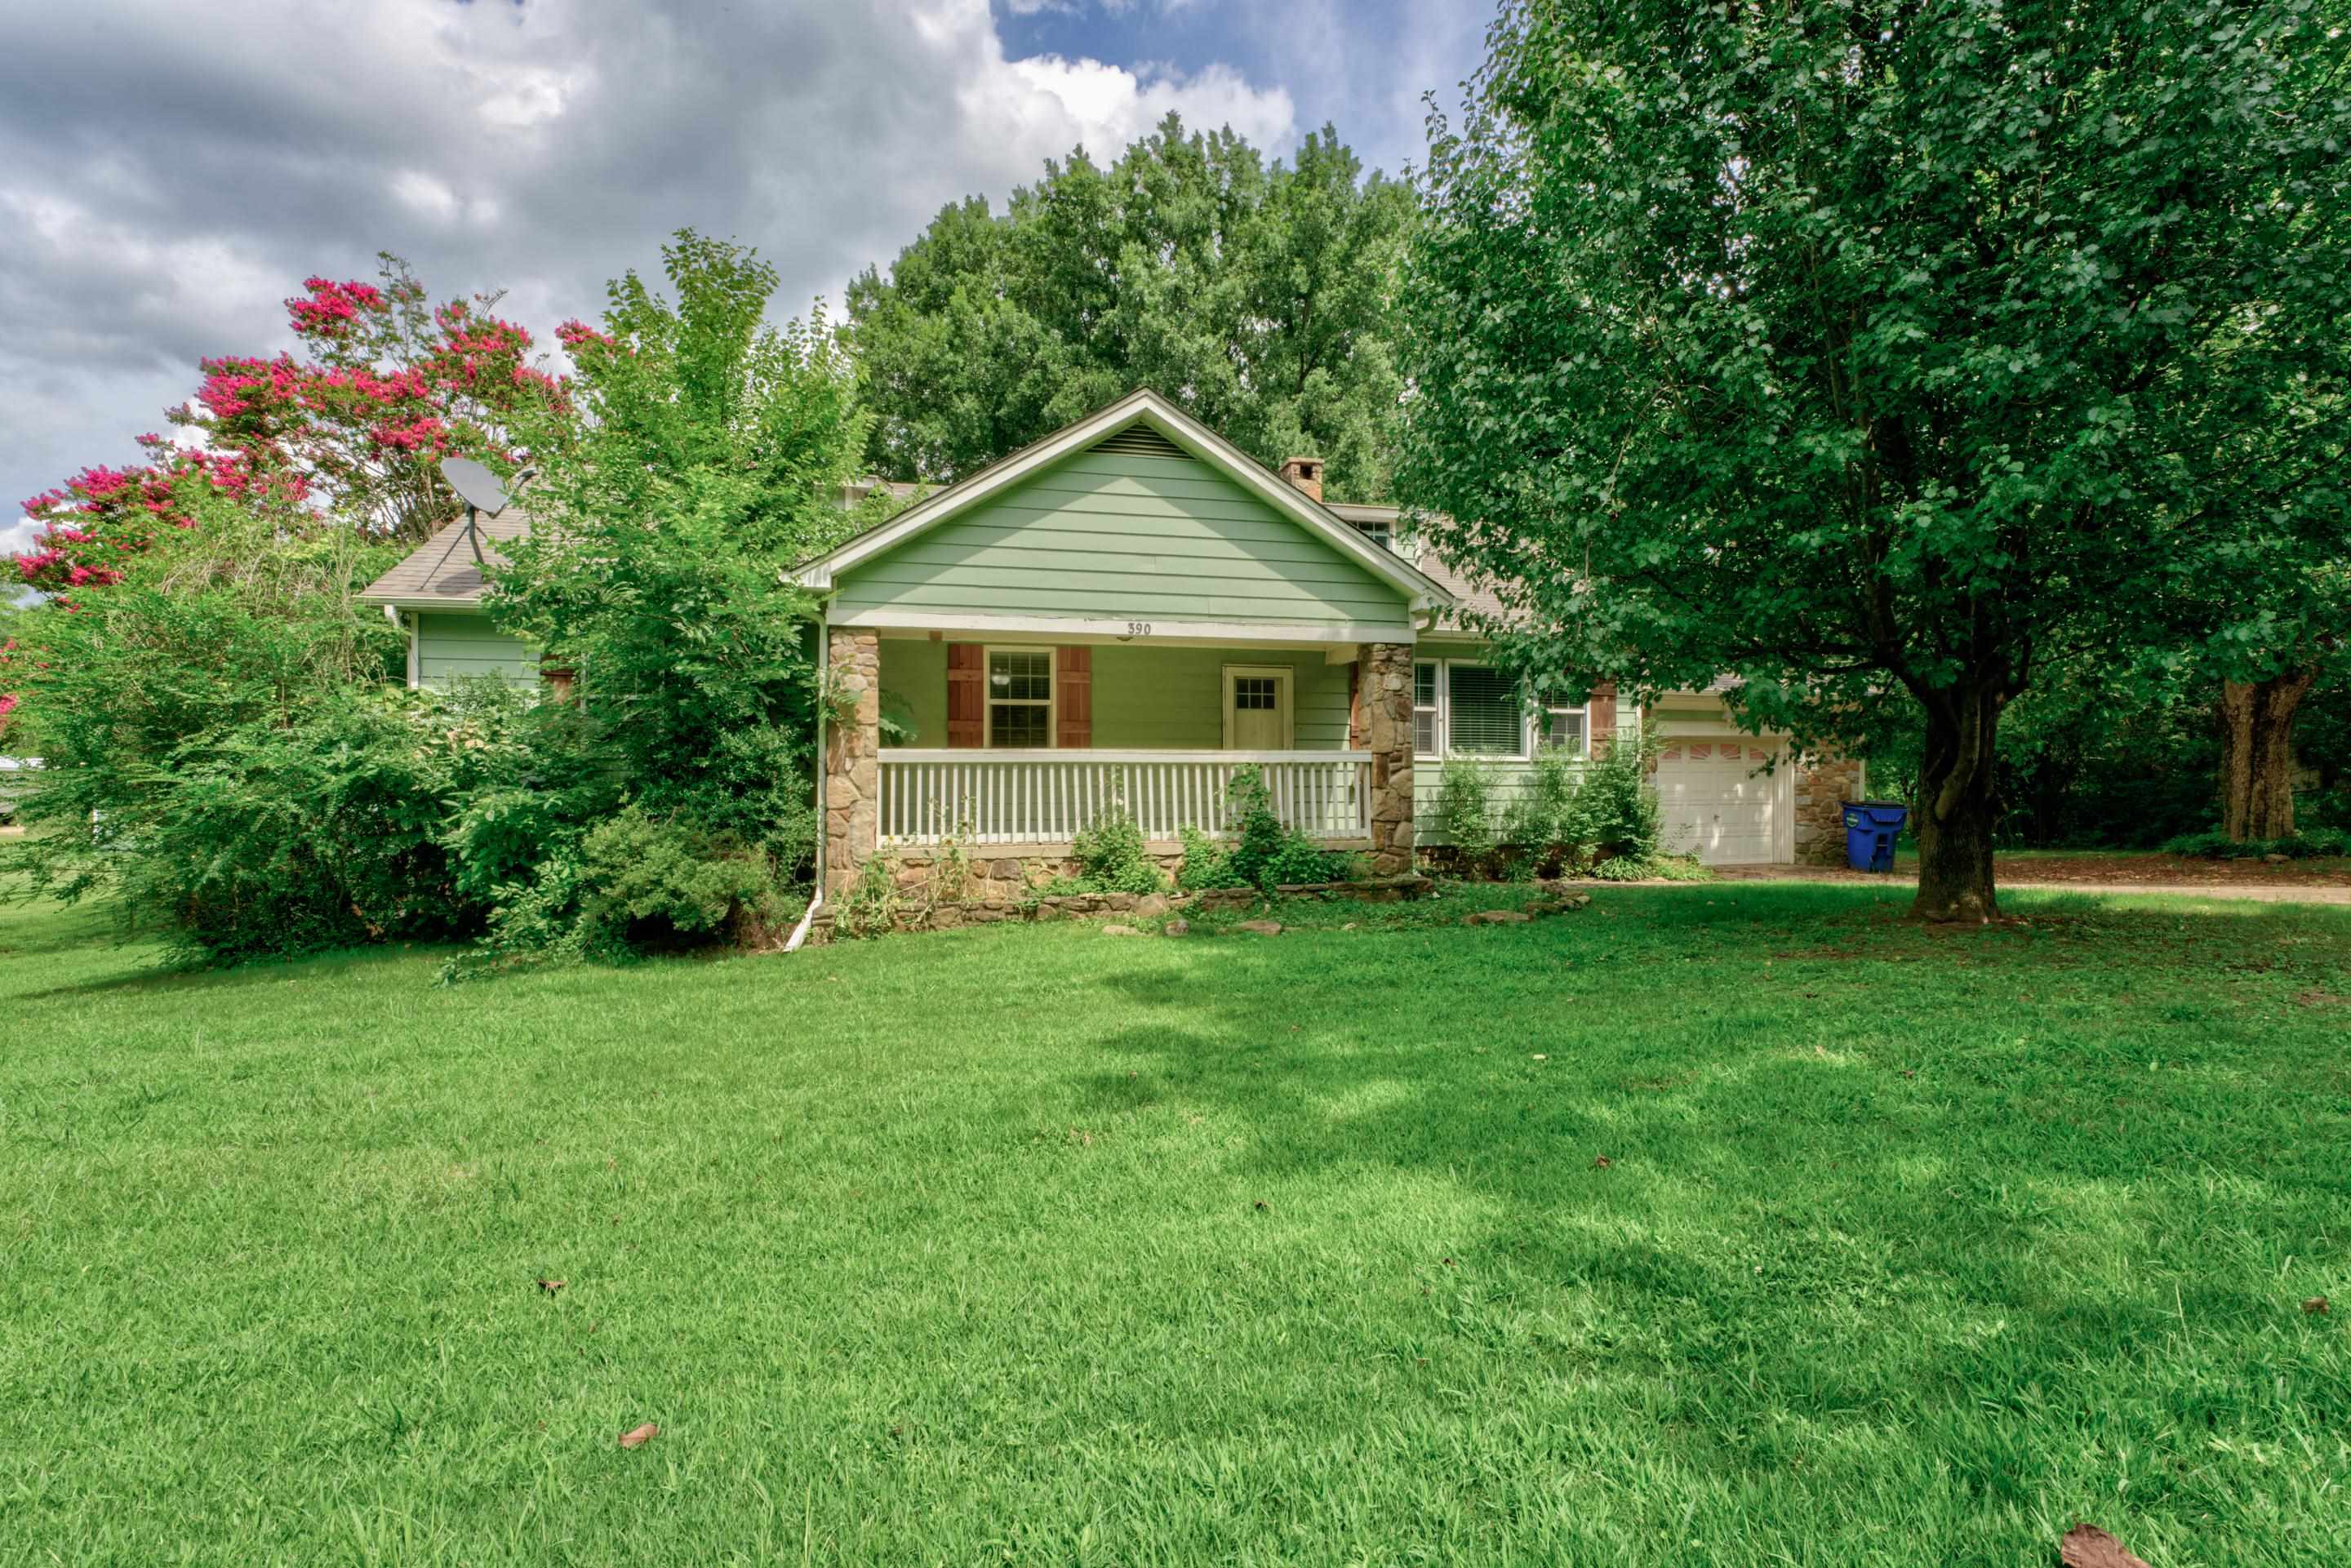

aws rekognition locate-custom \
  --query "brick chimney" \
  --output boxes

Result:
[1279,455,1324,504]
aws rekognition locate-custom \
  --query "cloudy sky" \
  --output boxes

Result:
[1,0,1488,569]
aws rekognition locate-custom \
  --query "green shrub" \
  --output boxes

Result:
[1067,799,1167,894]
[1176,825,1251,891]
[63,682,529,965]
[1220,766,1291,890]
[1174,769,1350,893]
[1500,747,1592,873]
[1263,834,1349,888]
[1580,726,1666,861]
[2161,828,2349,860]
[1433,757,1497,871]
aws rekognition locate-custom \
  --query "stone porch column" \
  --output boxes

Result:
[824,628,881,896]
[1362,642,1416,876]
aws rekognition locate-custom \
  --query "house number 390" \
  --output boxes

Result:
[1126,621,1153,637]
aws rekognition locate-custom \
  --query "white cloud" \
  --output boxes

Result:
[0,0,1303,527]
[996,56,1294,161]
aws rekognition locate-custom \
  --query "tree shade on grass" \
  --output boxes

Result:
[2,886,2347,1563]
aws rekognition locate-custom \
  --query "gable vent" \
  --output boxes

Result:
[1090,425,1189,460]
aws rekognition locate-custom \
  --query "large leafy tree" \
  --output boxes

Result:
[490,230,876,885]
[1400,0,2351,917]
[849,114,1411,497]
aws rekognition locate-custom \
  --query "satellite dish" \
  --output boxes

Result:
[439,456,509,517]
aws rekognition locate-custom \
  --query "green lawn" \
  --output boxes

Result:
[5,884,2348,1566]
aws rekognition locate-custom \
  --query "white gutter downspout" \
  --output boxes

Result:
[783,600,829,953]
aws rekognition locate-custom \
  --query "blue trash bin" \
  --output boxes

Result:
[1841,802,1909,873]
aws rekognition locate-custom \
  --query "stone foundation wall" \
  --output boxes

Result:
[1793,757,1867,866]
[807,874,1434,944]
[877,846,1188,905]
[863,840,1373,905]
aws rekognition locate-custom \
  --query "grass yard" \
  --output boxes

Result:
[5,883,2349,1566]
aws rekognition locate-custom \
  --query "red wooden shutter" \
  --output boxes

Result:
[1348,660,1363,749]
[1588,682,1617,756]
[946,643,984,748]
[1056,646,1092,748]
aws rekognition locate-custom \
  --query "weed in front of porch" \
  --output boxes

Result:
[1163,877,1569,936]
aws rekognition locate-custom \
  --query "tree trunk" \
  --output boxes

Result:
[2217,670,2314,841]
[1912,684,2002,922]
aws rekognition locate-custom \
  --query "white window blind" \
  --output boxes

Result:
[1447,664,1524,757]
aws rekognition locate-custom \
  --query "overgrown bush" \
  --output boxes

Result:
[1433,757,1497,870]
[38,681,534,964]
[1500,748,1591,873]
[1433,727,1682,881]
[1055,799,1167,895]
[1579,726,1666,862]
[2160,827,2349,860]
[830,854,904,941]
[1172,769,1349,892]
[469,230,880,966]
[1175,825,1253,891]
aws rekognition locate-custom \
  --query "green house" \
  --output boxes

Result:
[362,390,1859,891]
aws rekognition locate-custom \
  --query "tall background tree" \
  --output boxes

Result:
[849,113,1411,498]
[1400,0,2351,918]
[472,230,878,962]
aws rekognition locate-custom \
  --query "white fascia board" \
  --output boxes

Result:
[830,606,1415,647]
[365,597,488,613]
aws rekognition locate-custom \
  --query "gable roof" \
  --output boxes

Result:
[789,389,1455,612]
[1326,502,1509,633]
[358,508,533,610]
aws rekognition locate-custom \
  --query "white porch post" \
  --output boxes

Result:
[1362,642,1416,875]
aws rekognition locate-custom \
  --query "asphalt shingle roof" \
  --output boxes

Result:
[358,509,532,608]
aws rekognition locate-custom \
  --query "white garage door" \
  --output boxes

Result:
[1656,740,1789,864]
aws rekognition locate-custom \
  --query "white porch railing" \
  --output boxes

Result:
[875,749,1372,847]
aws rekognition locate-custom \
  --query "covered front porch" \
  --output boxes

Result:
[824,628,1417,891]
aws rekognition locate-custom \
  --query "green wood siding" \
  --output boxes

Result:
[1413,759,1558,842]
[416,612,536,687]
[877,639,1353,751]
[1407,639,1643,842]
[1095,646,1349,748]
[880,638,948,748]
[833,448,1407,629]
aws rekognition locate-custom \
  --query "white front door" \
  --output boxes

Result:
[1655,740,1791,864]
[1223,666,1295,750]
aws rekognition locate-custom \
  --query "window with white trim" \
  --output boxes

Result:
[1413,658,1541,760]
[1445,664,1526,757]
[1540,704,1588,756]
[1412,661,1439,756]
[985,646,1052,748]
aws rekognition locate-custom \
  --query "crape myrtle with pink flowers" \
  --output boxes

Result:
[3,233,875,968]
[14,259,562,597]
